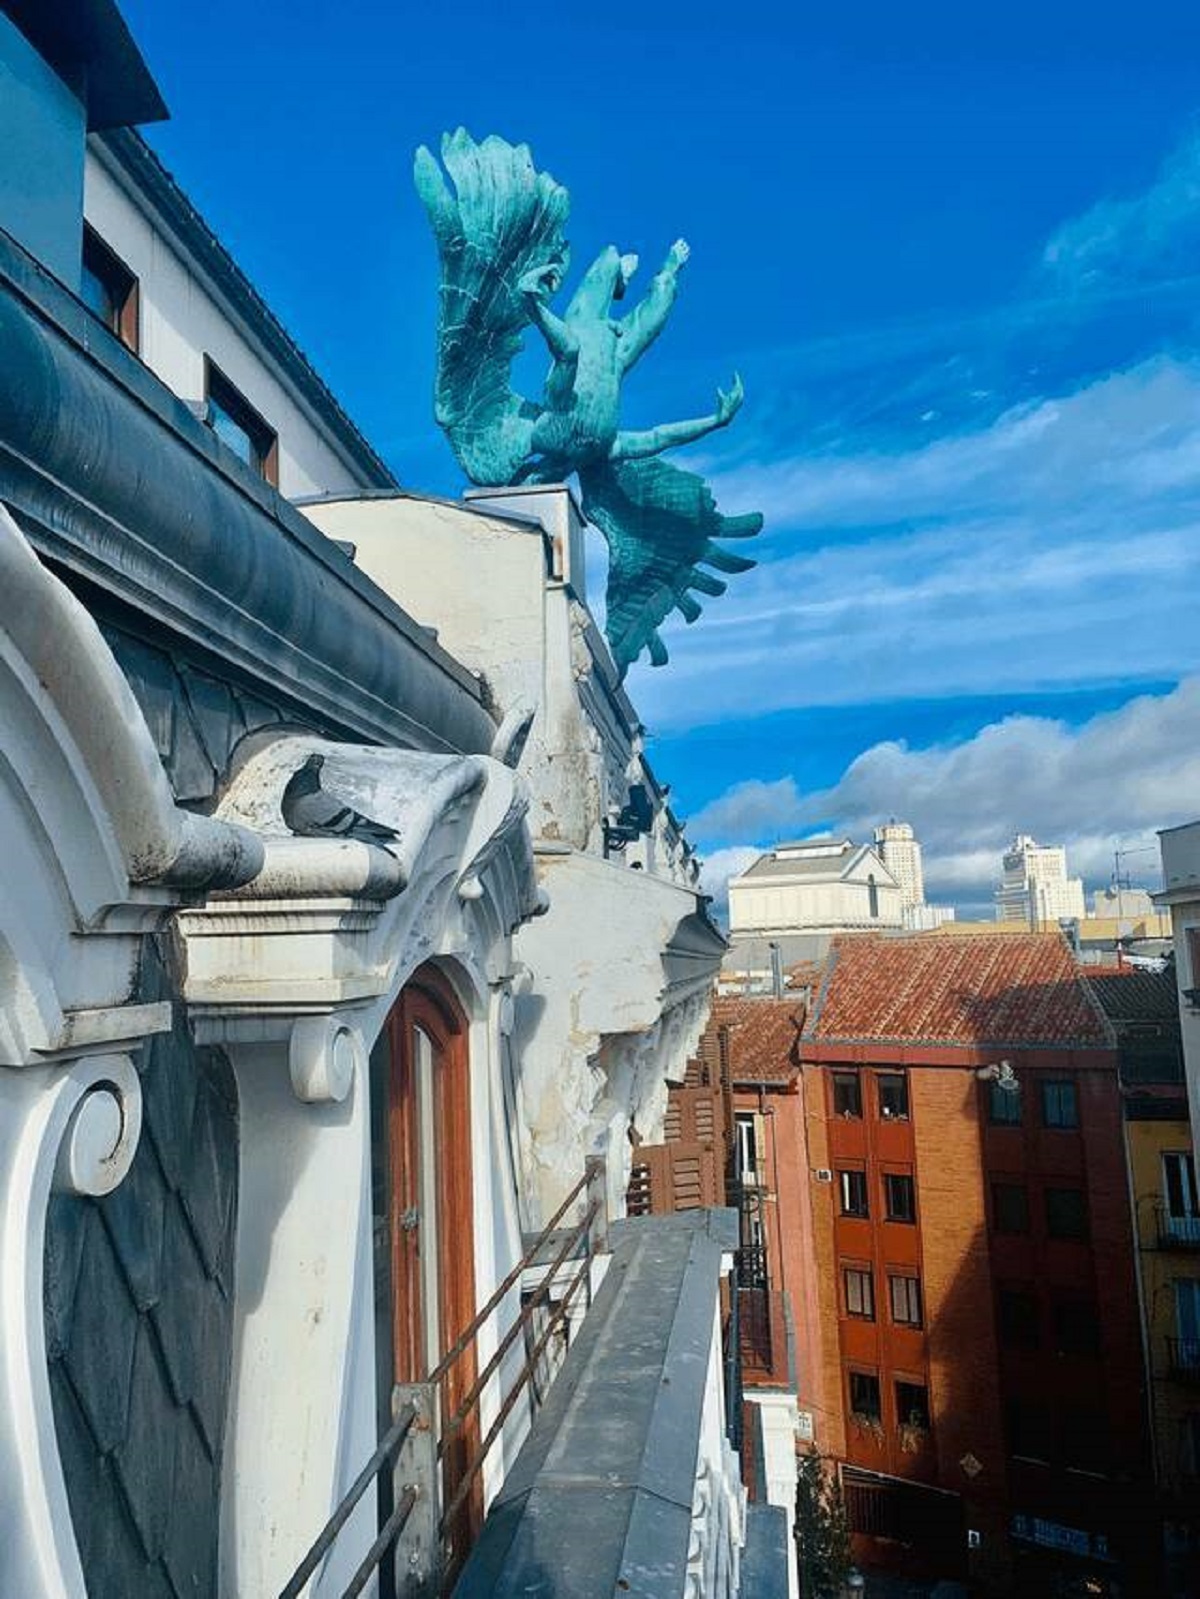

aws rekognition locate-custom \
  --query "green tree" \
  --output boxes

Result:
[795,1451,852,1599]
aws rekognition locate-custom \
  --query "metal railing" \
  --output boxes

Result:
[1168,1336,1200,1380]
[1157,1206,1200,1250]
[279,1157,609,1599]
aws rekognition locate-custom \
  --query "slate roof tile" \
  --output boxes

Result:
[63,1206,140,1453]
[113,1320,180,1562]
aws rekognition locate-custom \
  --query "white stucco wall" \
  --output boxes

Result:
[729,874,903,934]
[1159,821,1200,1160]
[83,145,376,501]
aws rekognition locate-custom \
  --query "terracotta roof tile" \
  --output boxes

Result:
[1086,965,1179,1024]
[703,996,805,1083]
[806,932,1111,1049]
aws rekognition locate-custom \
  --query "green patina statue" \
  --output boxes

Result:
[415,129,763,676]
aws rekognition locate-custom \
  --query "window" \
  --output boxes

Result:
[998,1286,1040,1349]
[832,1072,862,1119]
[849,1369,881,1423]
[1180,1412,1200,1478]
[1045,1186,1088,1240]
[1007,1398,1053,1461]
[844,1266,875,1320]
[1040,1078,1079,1129]
[81,224,139,351]
[987,1079,1022,1125]
[992,1181,1030,1235]
[868,873,880,919]
[877,1072,909,1120]
[895,1380,930,1431]
[1164,1151,1199,1225]
[889,1274,922,1328]
[884,1172,916,1223]
[839,1168,869,1218]
[1061,1404,1109,1473]
[735,1115,759,1186]
[1052,1295,1100,1355]
[205,359,279,486]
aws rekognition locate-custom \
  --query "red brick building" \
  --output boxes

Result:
[797,932,1154,1596]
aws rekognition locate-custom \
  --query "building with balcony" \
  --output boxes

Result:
[703,933,1158,1595]
[1157,820,1200,1158]
[1088,965,1199,1596]
[0,5,781,1597]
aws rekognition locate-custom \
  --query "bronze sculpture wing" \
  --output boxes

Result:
[414,129,569,486]
[578,456,761,677]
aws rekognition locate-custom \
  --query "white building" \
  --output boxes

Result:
[874,819,924,909]
[995,833,1086,926]
[728,838,904,940]
[0,5,792,1597]
[1091,884,1156,920]
[1157,821,1200,1160]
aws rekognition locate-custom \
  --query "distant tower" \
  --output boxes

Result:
[874,820,925,910]
[996,834,1086,926]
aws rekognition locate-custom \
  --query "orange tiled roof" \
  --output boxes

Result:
[704,996,805,1083]
[805,932,1112,1049]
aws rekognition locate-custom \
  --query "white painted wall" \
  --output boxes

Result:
[83,144,376,501]
[1159,821,1200,1161]
[729,874,903,934]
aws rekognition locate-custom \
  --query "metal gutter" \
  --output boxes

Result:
[0,224,496,757]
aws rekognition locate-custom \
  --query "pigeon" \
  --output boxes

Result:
[280,753,397,844]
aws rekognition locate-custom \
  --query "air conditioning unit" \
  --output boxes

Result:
[814,1168,833,1183]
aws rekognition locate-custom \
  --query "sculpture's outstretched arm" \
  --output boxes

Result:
[618,239,689,370]
[519,264,578,362]
[611,374,745,461]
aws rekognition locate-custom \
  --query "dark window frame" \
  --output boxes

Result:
[895,1378,930,1432]
[832,1071,863,1119]
[987,1079,1022,1126]
[848,1368,882,1424]
[877,1072,909,1121]
[843,1264,875,1320]
[889,1273,923,1328]
[838,1167,869,1219]
[204,357,280,487]
[998,1285,1040,1350]
[1052,1294,1101,1355]
[1045,1185,1089,1240]
[992,1179,1031,1235]
[81,223,139,352]
[884,1170,917,1224]
[1040,1078,1079,1130]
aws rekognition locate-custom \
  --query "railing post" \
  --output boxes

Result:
[392,1383,440,1598]
[585,1155,609,1256]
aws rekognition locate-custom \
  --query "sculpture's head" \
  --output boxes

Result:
[570,246,639,318]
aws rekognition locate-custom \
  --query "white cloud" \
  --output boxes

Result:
[691,678,1200,910]
[629,355,1200,731]
[697,845,761,916]
[1042,127,1200,292]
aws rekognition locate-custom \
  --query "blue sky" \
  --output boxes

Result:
[122,0,1200,915]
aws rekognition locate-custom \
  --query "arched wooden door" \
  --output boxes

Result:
[375,963,482,1576]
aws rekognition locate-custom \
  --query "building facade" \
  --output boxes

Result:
[1089,966,1199,1597]
[712,933,1156,1596]
[995,834,1087,927]
[728,838,904,943]
[0,6,785,1596]
[873,821,924,910]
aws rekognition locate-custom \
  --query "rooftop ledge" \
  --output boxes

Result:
[0,225,496,758]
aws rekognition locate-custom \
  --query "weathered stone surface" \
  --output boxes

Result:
[44,1193,88,1360]
[100,1131,168,1312]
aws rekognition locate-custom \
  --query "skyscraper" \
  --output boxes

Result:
[874,820,925,910]
[995,834,1086,925]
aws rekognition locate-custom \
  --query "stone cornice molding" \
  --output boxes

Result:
[178,735,542,1087]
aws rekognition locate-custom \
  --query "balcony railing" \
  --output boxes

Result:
[279,1158,609,1598]
[1168,1337,1200,1380]
[1157,1207,1200,1250]
[738,1285,794,1389]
